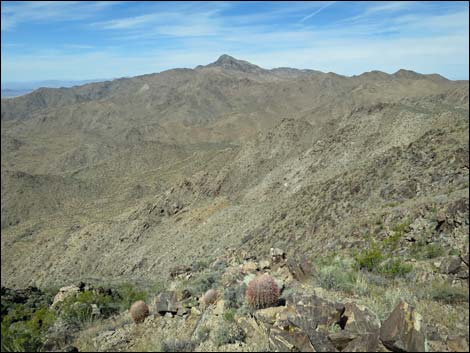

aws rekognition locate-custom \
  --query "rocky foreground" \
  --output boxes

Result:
[2,247,468,352]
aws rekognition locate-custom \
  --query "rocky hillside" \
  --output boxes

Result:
[1,55,469,351]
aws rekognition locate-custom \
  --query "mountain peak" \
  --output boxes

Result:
[202,54,264,73]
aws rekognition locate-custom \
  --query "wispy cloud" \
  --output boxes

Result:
[1,1,122,31]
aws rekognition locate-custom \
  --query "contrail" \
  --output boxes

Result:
[300,1,336,23]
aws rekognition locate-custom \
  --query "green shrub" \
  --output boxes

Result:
[378,259,413,278]
[223,308,236,322]
[355,245,384,272]
[1,304,56,352]
[315,257,369,295]
[114,283,148,312]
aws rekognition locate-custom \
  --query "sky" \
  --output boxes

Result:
[1,1,469,83]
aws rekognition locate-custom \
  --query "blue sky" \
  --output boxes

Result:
[1,1,469,83]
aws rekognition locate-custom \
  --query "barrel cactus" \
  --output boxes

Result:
[246,273,280,309]
[201,288,218,307]
[130,300,149,323]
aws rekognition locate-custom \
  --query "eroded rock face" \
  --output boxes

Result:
[380,300,425,352]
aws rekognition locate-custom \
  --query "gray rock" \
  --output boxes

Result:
[155,291,178,316]
[440,256,462,274]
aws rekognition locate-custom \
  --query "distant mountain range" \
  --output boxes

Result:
[1,79,108,97]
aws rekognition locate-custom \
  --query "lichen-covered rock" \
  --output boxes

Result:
[380,300,425,352]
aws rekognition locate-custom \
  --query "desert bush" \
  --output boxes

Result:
[378,259,413,278]
[59,290,117,328]
[189,271,220,295]
[410,241,445,260]
[354,245,384,272]
[224,284,246,309]
[129,300,149,323]
[246,274,280,310]
[213,322,245,347]
[161,339,197,352]
[114,283,148,312]
[316,261,368,295]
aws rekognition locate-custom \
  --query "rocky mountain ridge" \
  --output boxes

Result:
[1,55,469,351]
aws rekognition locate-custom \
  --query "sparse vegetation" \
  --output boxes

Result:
[426,281,469,304]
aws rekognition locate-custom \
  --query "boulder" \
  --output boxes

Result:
[285,293,344,351]
[380,301,425,352]
[440,256,462,274]
[154,291,178,316]
[342,302,381,335]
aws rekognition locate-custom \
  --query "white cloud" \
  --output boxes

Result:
[1,1,122,31]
